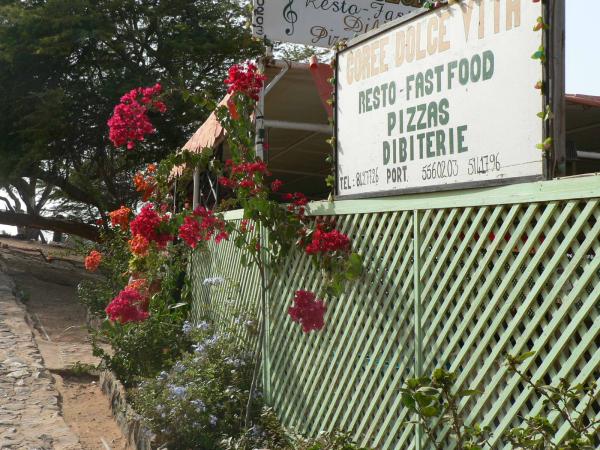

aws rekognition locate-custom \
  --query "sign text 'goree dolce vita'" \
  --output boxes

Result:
[252,0,420,48]
[336,0,544,198]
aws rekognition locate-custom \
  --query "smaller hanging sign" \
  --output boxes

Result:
[252,0,420,48]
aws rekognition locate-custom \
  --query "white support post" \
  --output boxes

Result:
[263,120,331,134]
[192,166,200,210]
[255,57,267,161]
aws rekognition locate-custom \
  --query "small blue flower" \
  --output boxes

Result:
[209,414,218,426]
[192,343,205,354]
[190,399,206,413]
[251,425,264,437]
[196,321,209,331]
[173,361,186,373]
[168,385,187,399]
[182,321,193,335]
[157,371,169,381]
[204,334,219,347]
[202,276,224,286]
[224,357,243,368]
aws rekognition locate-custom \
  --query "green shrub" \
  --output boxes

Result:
[222,410,373,450]
[87,241,193,386]
[131,323,259,449]
[93,310,191,387]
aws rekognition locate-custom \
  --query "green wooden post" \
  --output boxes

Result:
[413,210,423,450]
[261,223,272,403]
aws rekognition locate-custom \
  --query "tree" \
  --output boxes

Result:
[0,0,261,238]
[0,178,54,240]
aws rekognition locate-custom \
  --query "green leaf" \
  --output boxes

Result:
[421,405,440,417]
[401,393,416,410]
[168,302,187,309]
[458,389,482,397]
[414,392,434,407]
[345,252,363,279]
[514,350,536,363]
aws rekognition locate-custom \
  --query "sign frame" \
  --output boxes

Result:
[334,1,563,201]
[251,0,421,49]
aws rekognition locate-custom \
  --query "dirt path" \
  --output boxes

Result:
[0,237,129,450]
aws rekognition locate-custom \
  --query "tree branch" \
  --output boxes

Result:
[0,211,100,242]
[0,196,15,212]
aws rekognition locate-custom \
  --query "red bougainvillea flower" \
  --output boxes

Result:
[282,192,309,217]
[105,288,150,324]
[109,205,132,230]
[305,227,351,256]
[270,179,283,192]
[224,62,266,101]
[226,97,240,120]
[126,277,147,292]
[288,290,327,333]
[178,207,229,249]
[133,172,156,201]
[130,204,173,248]
[129,234,150,256]
[219,159,271,195]
[239,219,254,234]
[107,83,166,150]
[124,278,152,310]
[84,250,102,272]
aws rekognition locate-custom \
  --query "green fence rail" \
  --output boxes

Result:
[191,175,600,449]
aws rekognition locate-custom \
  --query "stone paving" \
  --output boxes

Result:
[0,268,81,450]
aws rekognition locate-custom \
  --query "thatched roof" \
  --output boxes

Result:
[182,95,230,154]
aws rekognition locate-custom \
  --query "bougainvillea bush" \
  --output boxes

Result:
[79,62,364,443]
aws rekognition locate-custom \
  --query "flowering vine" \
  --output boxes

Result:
[108,84,167,150]
[89,61,362,339]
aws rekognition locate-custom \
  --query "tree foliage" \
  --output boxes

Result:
[0,0,261,229]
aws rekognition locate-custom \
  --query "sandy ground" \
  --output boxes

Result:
[0,237,129,450]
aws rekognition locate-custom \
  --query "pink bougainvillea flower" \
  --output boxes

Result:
[105,288,149,324]
[107,83,166,150]
[84,250,102,272]
[288,290,327,333]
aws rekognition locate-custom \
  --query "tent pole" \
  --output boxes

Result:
[192,167,200,209]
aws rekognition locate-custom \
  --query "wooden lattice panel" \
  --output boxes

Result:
[190,219,261,348]
[190,177,600,449]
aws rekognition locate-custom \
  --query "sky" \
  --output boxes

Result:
[566,0,600,95]
[1,1,598,237]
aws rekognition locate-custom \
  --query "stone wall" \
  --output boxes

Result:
[99,371,160,450]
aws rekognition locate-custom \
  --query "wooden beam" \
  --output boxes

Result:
[549,0,566,176]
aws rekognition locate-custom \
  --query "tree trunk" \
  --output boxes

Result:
[0,211,100,242]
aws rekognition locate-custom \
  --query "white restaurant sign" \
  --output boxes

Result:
[252,0,420,48]
[336,0,544,198]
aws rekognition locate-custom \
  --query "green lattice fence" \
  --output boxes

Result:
[190,219,262,349]
[190,176,600,449]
